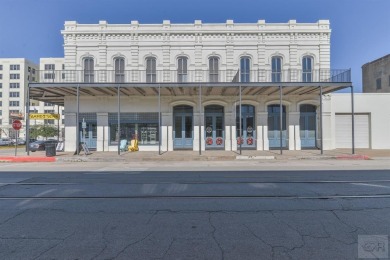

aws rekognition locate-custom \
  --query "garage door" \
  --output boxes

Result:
[335,114,370,148]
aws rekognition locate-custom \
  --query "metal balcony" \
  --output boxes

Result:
[37,69,351,84]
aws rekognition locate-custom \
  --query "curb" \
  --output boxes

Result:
[236,155,275,160]
[336,154,370,160]
[0,156,56,163]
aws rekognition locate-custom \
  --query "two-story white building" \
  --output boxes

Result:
[29,19,361,153]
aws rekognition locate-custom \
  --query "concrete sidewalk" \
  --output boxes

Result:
[0,148,387,163]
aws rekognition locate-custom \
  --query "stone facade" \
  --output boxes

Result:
[362,54,390,93]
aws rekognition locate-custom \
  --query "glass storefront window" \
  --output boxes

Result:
[110,123,159,145]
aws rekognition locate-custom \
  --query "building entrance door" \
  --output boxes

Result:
[236,105,256,149]
[79,123,97,149]
[300,104,317,148]
[268,104,287,149]
[205,105,224,149]
[173,106,193,149]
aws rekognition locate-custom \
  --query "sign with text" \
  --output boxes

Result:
[12,120,22,130]
[29,113,60,120]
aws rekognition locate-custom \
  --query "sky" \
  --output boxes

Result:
[0,0,389,92]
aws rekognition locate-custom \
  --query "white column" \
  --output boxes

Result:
[162,112,173,151]
[193,112,199,151]
[256,112,263,150]
[64,113,76,152]
[224,112,232,151]
[289,112,300,150]
[97,113,108,152]
[231,125,237,151]
[258,112,269,150]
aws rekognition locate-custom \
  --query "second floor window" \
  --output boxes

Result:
[114,58,125,83]
[240,57,250,83]
[45,64,55,70]
[209,56,219,82]
[10,65,20,70]
[9,101,19,107]
[302,56,313,82]
[10,83,20,88]
[9,92,19,98]
[10,74,20,80]
[376,78,382,90]
[44,73,55,80]
[146,57,156,83]
[177,57,188,82]
[83,58,94,83]
[271,56,282,82]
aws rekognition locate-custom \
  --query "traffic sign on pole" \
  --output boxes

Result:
[12,120,22,131]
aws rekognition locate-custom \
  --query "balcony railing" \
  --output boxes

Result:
[37,69,351,84]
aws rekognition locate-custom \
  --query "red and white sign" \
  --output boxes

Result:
[12,120,22,131]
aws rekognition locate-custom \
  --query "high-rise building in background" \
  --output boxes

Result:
[0,58,64,140]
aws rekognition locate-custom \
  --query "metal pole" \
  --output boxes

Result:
[279,86,283,155]
[239,85,242,155]
[76,84,80,155]
[351,85,355,154]
[57,105,60,141]
[199,85,202,155]
[320,86,323,155]
[117,85,121,155]
[158,84,161,155]
[26,82,30,155]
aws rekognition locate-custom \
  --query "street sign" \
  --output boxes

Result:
[12,120,22,130]
[29,113,60,120]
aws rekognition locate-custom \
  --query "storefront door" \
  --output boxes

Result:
[205,105,224,149]
[173,106,193,149]
[300,104,317,148]
[268,105,287,149]
[236,105,256,149]
[80,123,97,149]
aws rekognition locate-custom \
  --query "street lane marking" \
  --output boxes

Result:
[3,194,390,200]
[17,188,57,206]
[351,183,390,189]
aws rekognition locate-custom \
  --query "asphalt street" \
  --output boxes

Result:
[0,162,390,259]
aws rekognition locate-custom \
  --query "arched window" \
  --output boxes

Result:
[271,56,282,82]
[240,57,250,83]
[209,56,219,82]
[114,57,125,83]
[177,56,188,82]
[83,58,94,83]
[146,57,156,83]
[302,56,313,82]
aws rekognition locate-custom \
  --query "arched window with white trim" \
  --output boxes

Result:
[302,56,313,82]
[271,56,282,82]
[114,57,125,83]
[177,56,188,82]
[240,56,250,83]
[209,56,219,82]
[83,58,94,83]
[146,57,156,83]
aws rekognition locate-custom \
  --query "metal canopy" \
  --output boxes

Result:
[29,82,352,106]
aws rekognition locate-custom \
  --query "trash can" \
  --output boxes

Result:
[45,143,56,157]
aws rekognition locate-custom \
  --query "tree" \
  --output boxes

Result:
[30,125,57,140]
[29,125,41,139]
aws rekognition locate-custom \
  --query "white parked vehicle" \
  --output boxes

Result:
[0,138,13,146]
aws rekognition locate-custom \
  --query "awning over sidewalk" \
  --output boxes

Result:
[29,82,351,106]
